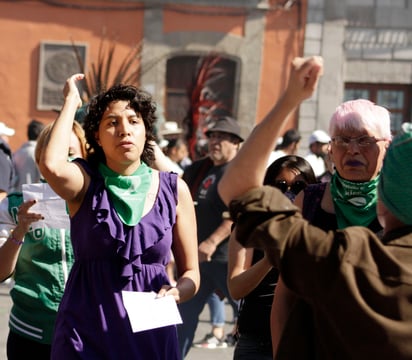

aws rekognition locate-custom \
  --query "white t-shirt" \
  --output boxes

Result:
[267,150,287,167]
[305,152,326,178]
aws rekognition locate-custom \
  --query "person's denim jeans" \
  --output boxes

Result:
[208,292,225,327]
[177,261,238,358]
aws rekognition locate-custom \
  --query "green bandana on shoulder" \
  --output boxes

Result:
[330,172,379,229]
[98,162,153,226]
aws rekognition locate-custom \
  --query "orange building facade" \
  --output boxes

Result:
[0,0,306,151]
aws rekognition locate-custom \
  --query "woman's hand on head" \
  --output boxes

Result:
[63,73,85,109]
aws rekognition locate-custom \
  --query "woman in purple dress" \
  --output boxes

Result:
[39,73,200,359]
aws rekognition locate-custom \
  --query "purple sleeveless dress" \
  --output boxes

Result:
[51,160,180,359]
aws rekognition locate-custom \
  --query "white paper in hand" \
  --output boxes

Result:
[122,291,183,333]
[22,183,70,230]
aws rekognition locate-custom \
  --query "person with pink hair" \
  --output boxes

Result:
[268,98,392,358]
[218,56,393,358]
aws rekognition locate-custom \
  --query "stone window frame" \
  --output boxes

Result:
[37,41,88,111]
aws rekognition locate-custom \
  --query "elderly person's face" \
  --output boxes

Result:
[329,127,389,182]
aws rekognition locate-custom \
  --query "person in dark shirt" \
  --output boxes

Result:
[178,116,243,357]
[228,156,316,359]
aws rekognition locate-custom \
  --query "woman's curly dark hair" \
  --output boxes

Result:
[83,84,157,166]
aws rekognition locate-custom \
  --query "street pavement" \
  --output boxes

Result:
[0,283,234,359]
[186,302,235,360]
[0,282,12,360]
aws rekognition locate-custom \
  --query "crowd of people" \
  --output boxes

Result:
[1,54,412,360]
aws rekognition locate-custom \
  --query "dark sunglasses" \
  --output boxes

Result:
[273,180,307,195]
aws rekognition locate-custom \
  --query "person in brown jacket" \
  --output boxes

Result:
[219,56,412,359]
[225,122,412,359]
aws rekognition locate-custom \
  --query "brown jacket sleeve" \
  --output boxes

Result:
[229,186,343,299]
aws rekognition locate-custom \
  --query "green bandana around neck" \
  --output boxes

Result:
[98,162,153,226]
[330,172,379,229]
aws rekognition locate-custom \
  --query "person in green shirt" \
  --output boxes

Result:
[0,121,86,359]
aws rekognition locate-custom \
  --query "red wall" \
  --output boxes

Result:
[0,1,305,150]
[0,1,144,150]
[257,1,307,127]
[164,4,245,36]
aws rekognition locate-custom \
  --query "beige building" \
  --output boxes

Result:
[301,0,412,148]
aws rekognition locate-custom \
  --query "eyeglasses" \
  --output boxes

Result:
[273,180,307,195]
[331,135,386,148]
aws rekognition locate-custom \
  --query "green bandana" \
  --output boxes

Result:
[330,172,379,229]
[98,162,152,226]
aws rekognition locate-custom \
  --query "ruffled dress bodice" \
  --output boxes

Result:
[51,160,180,359]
